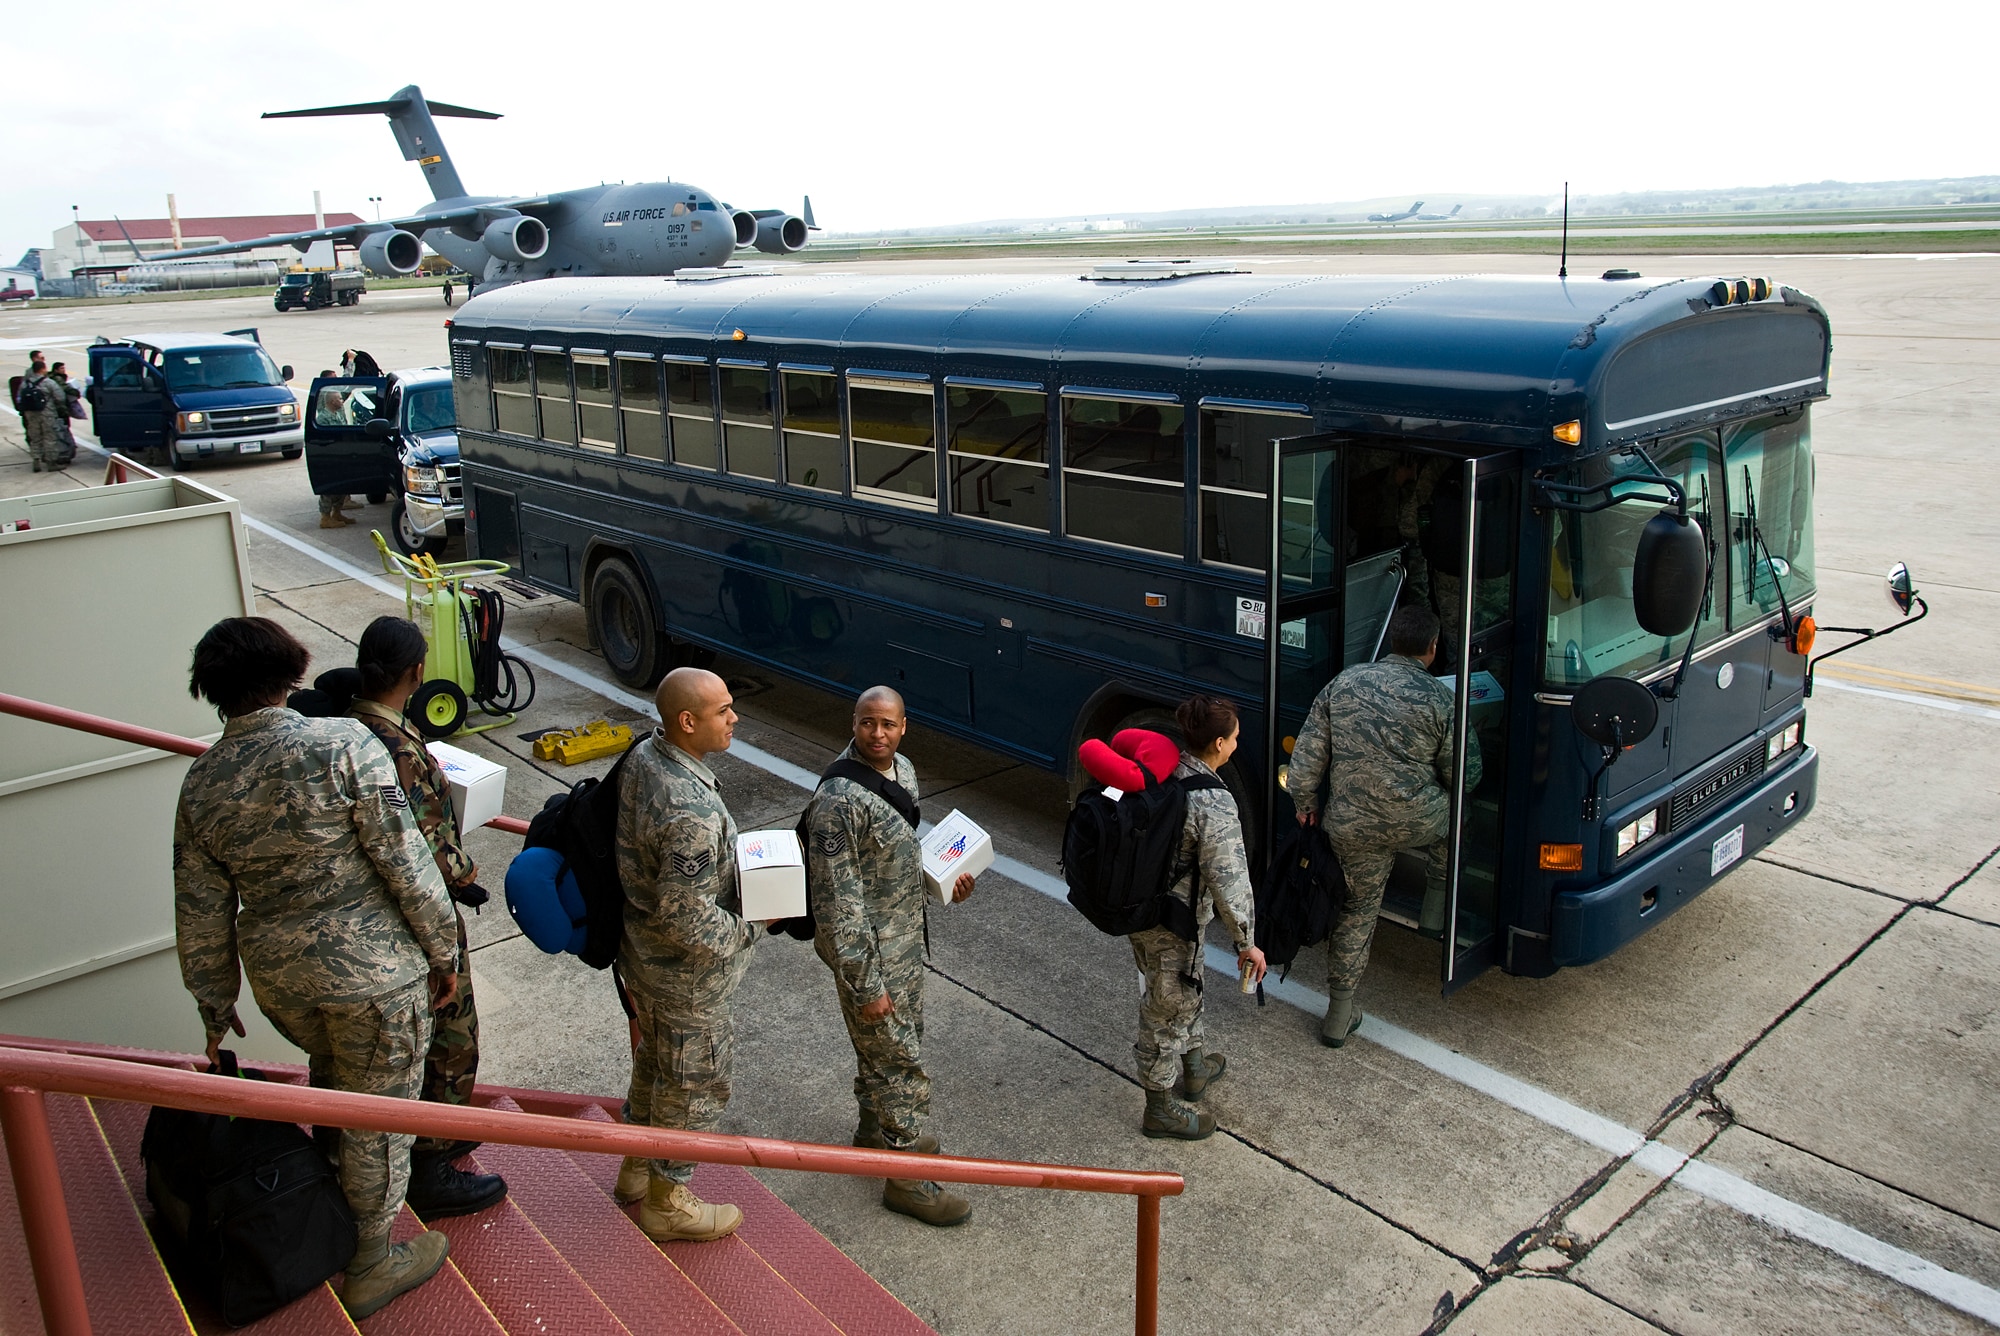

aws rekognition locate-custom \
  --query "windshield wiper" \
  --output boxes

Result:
[1741,467,1800,641]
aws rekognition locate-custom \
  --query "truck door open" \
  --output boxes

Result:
[85,347,166,454]
[1263,434,1517,989]
[303,376,394,497]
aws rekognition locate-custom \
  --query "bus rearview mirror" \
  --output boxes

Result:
[1887,562,1918,615]
[1632,509,1708,637]
[1572,674,1660,750]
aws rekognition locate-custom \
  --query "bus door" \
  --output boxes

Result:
[1263,435,1518,989]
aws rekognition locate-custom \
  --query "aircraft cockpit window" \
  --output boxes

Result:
[672,202,687,217]
[574,356,616,451]
[697,202,717,211]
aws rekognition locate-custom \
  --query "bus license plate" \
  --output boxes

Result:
[1711,825,1746,876]
[237,440,262,454]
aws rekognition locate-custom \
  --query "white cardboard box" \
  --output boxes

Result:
[920,810,994,902]
[736,829,807,921]
[425,740,508,832]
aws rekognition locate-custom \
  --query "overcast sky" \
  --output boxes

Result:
[7,0,1994,260]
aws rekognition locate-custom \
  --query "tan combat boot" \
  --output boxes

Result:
[339,1228,451,1319]
[883,1178,972,1227]
[1141,1088,1215,1141]
[319,510,353,529]
[852,1108,939,1155]
[614,1156,650,1204]
[638,1175,742,1243]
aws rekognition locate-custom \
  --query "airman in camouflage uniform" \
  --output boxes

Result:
[803,686,976,1227]
[615,667,759,1243]
[175,615,459,1318]
[20,361,70,472]
[1287,606,1481,1046]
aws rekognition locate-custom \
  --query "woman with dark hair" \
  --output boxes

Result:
[173,617,461,1318]
[1127,695,1266,1141]
[346,616,508,1219]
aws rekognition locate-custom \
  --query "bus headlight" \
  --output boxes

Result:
[1616,809,1660,858]
[176,411,208,433]
[1766,720,1802,762]
[403,464,442,496]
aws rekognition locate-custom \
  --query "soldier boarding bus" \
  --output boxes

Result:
[441,265,1920,989]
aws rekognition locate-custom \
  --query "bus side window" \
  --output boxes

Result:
[783,371,841,492]
[616,356,665,461]
[849,377,937,510]
[490,348,534,436]
[719,363,776,480]
[1063,394,1185,556]
[665,359,717,470]
[533,351,573,446]
[574,355,616,452]
[947,385,1048,530]
[1199,407,1307,571]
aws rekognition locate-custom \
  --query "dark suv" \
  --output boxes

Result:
[304,366,462,555]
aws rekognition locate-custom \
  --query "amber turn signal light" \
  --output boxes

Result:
[1538,843,1585,872]
[1552,420,1583,446]
[1790,614,1817,657]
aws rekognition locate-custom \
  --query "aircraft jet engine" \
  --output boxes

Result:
[482,215,549,263]
[753,214,809,254]
[358,229,423,275]
[731,211,759,247]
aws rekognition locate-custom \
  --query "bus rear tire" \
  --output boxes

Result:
[590,558,667,689]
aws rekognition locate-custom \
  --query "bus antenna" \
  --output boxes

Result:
[1558,182,1569,279]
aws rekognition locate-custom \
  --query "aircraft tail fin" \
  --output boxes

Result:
[263,84,497,201]
[1410,202,1424,213]
[1449,204,1462,217]
[802,195,818,230]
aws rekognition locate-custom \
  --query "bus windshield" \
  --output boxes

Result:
[158,346,285,392]
[1725,414,1815,622]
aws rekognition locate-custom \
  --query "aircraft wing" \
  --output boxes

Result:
[115,197,557,266]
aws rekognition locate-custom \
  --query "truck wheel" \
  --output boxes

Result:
[366,491,387,505]
[590,557,667,689]
[410,679,468,739]
[167,447,191,471]
[390,495,447,558]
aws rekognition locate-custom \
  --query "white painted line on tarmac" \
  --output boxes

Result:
[1814,675,2000,723]
[242,511,2000,1328]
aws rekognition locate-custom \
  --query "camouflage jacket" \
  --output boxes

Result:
[349,698,477,890]
[616,731,757,995]
[1167,755,1255,951]
[172,707,457,1039]
[802,743,923,1002]
[1287,654,1483,834]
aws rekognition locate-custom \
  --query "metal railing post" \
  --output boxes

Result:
[0,1086,93,1336]
[1135,1192,1160,1336]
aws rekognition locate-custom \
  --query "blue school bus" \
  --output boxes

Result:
[445,264,1857,987]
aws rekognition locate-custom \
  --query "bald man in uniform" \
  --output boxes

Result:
[612,668,762,1242]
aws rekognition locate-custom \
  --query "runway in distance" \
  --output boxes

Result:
[142,85,816,288]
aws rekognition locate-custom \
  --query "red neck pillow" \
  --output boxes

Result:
[1079,728,1181,792]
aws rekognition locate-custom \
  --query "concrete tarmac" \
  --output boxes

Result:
[4,252,1996,1334]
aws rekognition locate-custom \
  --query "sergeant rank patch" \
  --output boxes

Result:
[815,829,848,856]
[672,848,713,879]
[379,784,409,810]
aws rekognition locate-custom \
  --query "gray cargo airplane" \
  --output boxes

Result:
[1366,200,1425,222]
[147,85,815,286]
[1416,204,1463,221]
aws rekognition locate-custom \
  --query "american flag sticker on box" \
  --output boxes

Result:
[919,810,995,902]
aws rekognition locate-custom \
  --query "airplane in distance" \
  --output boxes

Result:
[1367,200,1425,222]
[1416,204,1463,221]
[144,85,815,287]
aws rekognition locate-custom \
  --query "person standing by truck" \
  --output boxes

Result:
[20,354,69,472]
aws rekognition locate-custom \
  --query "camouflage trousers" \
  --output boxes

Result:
[1129,926,1204,1092]
[416,909,479,1154]
[317,493,354,515]
[625,955,752,1184]
[263,978,433,1244]
[825,924,930,1149]
[1326,814,1448,994]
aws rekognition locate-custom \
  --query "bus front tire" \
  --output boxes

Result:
[590,558,667,690]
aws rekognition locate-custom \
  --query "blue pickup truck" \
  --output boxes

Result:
[86,329,302,468]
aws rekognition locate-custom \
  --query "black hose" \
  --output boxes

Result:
[460,585,536,715]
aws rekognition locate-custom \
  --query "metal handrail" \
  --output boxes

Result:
[0,697,1185,1335]
[101,450,165,485]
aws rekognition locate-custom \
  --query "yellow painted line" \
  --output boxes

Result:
[1816,663,2000,706]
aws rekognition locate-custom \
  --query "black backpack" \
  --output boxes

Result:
[1254,822,1345,985]
[1062,766,1222,941]
[140,1051,357,1326]
[17,377,47,413]
[518,747,634,969]
[770,757,921,942]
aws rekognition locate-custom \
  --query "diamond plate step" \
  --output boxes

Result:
[91,1096,359,1336]
[475,1098,740,1336]
[359,1207,507,1336]
[44,1093,194,1334]
[564,1105,843,1336]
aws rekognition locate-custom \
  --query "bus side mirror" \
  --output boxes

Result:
[1632,509,1708,637]
[1572,674,1660,749]
[1887,561,1918,615]
[364,417,394,438]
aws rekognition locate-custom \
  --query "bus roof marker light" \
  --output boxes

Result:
[1552,420,1582,446]
[731,329,746,341]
